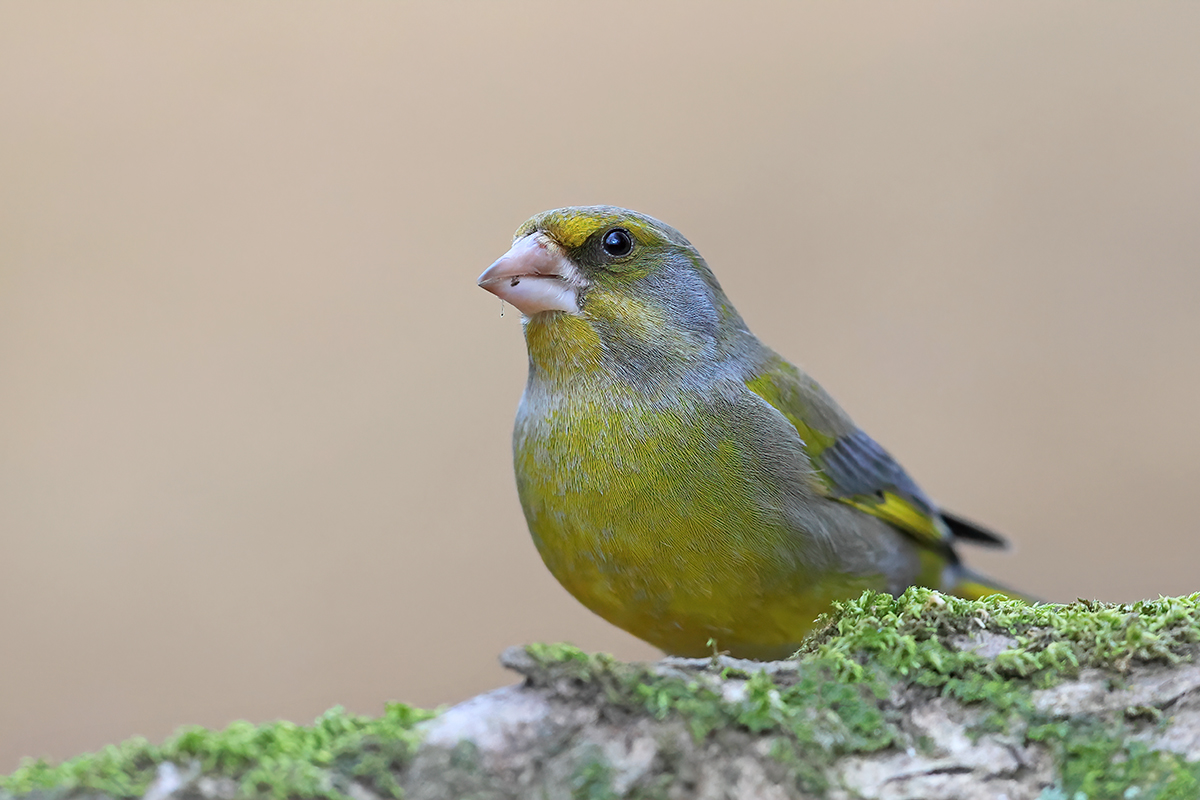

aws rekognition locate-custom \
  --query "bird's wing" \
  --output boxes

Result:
[816,429,951,549]
[745,360,954,551]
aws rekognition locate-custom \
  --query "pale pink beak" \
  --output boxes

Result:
[477,233,582,316]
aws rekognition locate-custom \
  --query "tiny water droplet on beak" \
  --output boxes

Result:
[500,299,505,317]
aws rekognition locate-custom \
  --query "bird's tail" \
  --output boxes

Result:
[948,566,1038,604]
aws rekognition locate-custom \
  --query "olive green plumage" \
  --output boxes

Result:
[479,205,1017,659]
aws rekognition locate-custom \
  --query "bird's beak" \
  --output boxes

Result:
[477,233,582,316]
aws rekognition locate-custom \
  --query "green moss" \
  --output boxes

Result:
[1030,722,1200,800]
[524,641,605,677]
[567,745,619,800]
[805,589,1200,677]
[1,703,435,800]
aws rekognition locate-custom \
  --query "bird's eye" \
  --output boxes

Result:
[601,228,634,258]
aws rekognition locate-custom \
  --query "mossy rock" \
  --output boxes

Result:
[6,589,1200,800]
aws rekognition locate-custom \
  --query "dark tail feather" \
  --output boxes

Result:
[942,510,1008,549]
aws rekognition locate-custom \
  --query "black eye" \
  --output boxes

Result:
[601,228,634,258]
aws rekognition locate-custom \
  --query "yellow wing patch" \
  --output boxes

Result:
[838,491,948,550]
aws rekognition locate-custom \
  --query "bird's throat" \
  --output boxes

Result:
[523,312,605,382]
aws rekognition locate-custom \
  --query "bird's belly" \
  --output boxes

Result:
[513,397,880,658]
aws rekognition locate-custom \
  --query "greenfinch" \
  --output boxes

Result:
[478,206,1019,660]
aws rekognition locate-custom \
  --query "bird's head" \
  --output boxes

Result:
[478,206,751,382]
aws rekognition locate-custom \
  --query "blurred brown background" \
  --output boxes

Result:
[2,0,1198,771]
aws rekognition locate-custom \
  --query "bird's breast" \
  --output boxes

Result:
[511,378,849,655]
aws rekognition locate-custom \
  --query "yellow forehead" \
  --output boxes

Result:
[515,207,660,250]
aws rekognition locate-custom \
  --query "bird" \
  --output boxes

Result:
[478,205,1021,660]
